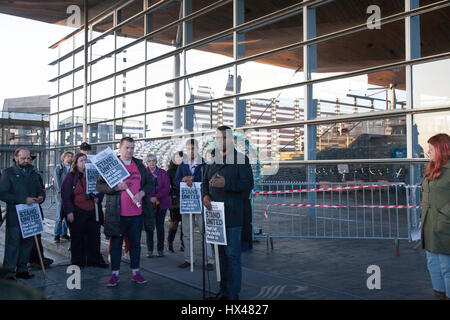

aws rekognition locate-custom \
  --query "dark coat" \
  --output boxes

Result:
[0,165,45,228]
[175,158,206,186]
[96,157,154,237]
[202,149,254,228]
[60,171,105,224]
[420,160,450,254]
[167,165,180,208]
[146,167,172,210]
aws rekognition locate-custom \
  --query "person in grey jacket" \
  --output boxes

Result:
[0,147,45,281]
[202,126,254,300]
[53,151,73,243]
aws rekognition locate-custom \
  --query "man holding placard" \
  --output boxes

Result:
[202,126,254,300]
[96,137,154,287]
[0,147,45,281]
[175,138,215,270]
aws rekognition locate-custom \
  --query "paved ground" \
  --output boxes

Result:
[0,192,434,300]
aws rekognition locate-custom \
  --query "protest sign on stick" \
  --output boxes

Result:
[92,147,140,208]
[180,182,202,214]
[179,182,202,272]
[16,203,44,239]
[16,203,46,279]
[204,201,227,282]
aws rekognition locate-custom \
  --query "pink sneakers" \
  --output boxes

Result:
[107,274,120,287]
[131,271,147,284]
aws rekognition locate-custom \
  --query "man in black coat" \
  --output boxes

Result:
[0,147,45,280]
[202,126,254,300]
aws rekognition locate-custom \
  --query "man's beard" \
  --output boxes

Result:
[18,163,31,169]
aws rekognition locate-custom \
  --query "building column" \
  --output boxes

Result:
[183,0,194,133]
[405,0,421,217]
[233,0,246,128]
[82,0,89,142]
[303,2,317,215]
[173,3,183,133]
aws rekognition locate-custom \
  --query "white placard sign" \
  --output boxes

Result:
[85,163,100,194]
[180,182,202,214]
[16,203,44,239]
[86,154,95,163]
[204,201,227,246]
[91,147,130,188]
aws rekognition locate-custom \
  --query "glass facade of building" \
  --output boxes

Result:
[48,0,450,184]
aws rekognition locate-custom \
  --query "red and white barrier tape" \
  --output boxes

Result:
[254,183,405,195]
[405,184,421,189]
[264,203,421,218]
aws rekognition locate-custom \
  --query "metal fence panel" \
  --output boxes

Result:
[252,181,419,244]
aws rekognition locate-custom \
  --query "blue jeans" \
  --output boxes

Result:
[146,206,166,253]
[426,250,450,297]
[218,226,242,300]
[54,200,68,237]
[110,215,143,271]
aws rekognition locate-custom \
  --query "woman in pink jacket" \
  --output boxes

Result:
[145,154,172,257]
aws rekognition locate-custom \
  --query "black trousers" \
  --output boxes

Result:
[29,234,44,263]
[67,206,102,267]
[167,207,183,244]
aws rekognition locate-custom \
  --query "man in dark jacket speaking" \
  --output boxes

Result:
[202,126,254,300]
[0,147,45,280]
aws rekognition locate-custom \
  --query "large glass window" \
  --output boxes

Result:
[47,1,449,180]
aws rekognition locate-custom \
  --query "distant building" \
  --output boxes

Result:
[2,95,50,114]
[0,95,49,177]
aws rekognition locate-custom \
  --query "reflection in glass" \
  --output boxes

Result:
[413,59,450,108]
[414,111,450,158]
[316,117,407,160]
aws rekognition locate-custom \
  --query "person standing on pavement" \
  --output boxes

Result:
[53,151,73,243]
[78,142,109,267]
[97,137,154,287]
[60,153,108,269]
[0,147,46,281]
[167,152,185,253]
[175,139,214,270]
[79,142,92,157]
[144,154,171,257]
[202,126,254,300]
[420,133,450,300]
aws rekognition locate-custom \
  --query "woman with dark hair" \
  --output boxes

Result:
[167,151,185,252]
[420,133,450,300]
[61,153,107,269]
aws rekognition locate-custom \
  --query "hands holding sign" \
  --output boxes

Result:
[26,196,44,205]
[209,174,225,188]
[182,175,194,187]
[115,182,128,191]
[203,195,212,211]
[115,181,143,208]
